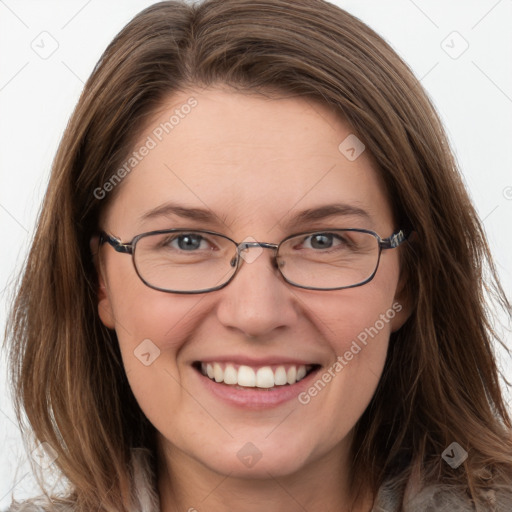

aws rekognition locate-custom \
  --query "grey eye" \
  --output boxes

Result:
[169,233,208,251]
[303,233,344,250]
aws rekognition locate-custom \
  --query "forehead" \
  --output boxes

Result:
[101,87,394,236]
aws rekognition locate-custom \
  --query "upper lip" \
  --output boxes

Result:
[193,356,322,367]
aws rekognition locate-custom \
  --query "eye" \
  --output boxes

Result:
[301,232,347,250]
[166,233,212,251]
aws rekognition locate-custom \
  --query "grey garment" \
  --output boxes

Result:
[373,479,512,511]
[4,450,512,511]
[4,449,159,512]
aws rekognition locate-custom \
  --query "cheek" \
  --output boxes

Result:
[112,290,202,373]
[103,257,203,409]
[295,259,400,428]
[310,258,400,357]
[325,293,396,356]
[109,290,204,433]
[104,249,199,347]
[307,285,395,395]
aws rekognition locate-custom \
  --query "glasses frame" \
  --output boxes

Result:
[98,227,410,294]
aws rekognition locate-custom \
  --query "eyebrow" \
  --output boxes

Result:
[139,201,372,229]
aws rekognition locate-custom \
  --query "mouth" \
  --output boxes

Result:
[192,361,321,390]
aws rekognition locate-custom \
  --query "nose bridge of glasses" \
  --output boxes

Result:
[238,241,279,251]
[231,240,280,269]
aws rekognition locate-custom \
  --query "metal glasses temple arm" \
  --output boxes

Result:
[379,229,410,249]
[99,232,134,254]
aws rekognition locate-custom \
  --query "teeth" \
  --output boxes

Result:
[213,363,223,383]
[238,365,256,387]
[223,364,238,385]
[274,366,287,386]
[199,362,313,388]
[256,367,274,388]
[286,366,297,385]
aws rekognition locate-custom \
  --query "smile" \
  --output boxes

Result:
[195,362,320,389]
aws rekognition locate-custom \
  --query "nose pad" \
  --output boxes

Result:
[231,245,283,273]
[226,242,287,292]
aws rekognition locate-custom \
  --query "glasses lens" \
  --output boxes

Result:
[133,231,237,292]
[278,230,379,289]
[132,229,380,293]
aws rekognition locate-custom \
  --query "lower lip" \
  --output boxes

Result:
[194,366,321,409]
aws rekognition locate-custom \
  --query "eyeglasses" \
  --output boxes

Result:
[98,228,410,294]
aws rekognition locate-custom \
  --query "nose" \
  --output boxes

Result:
[215,245,299,339]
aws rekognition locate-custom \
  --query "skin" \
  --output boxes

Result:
[95,86,410,512]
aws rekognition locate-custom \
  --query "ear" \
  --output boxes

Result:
[90,235,116,330]
[389,281,412,333]
[389,232,416,332]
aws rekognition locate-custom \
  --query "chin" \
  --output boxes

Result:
[189,436,315,479]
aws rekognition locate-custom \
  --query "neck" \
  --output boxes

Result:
[156,435,373,512]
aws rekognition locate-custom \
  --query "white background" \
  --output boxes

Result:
[1,0,511,506]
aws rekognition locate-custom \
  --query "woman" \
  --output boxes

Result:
[5,0,512,510]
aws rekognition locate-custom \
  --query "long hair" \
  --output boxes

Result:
[5,0,512,510]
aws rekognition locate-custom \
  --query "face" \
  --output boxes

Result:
[95,86,409,481]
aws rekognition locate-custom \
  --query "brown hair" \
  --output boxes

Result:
[5,0,512,510]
